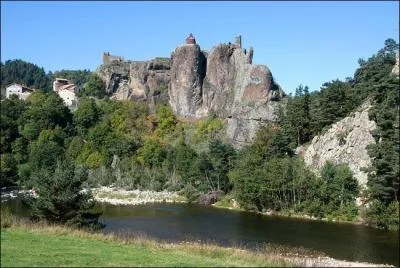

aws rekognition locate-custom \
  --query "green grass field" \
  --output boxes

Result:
[1,222,292,267]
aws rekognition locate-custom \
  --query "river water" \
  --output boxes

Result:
[3,199,399,266]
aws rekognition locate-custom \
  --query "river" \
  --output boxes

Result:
[3,199,399,266]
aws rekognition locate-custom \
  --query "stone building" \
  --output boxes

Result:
[53,78,77,108]
[103,52,123,65]
[186,33,196,45]
[5,83,34,100]
[234,35,242,48]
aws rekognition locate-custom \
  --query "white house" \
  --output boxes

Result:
[6,83,34,100]
[53,78,77,108]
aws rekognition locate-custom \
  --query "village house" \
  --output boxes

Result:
[53,78,77,108]
[5,83,34,100]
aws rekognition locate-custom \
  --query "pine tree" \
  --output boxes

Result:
[26,160,103,229]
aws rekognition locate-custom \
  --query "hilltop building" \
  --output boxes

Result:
[5,83,34,100]
[53,78,77,108]
[103,52,123,65]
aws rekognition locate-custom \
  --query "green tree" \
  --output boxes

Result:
[0,154,17,187]
[207,140,235,192]
[26,160,102,228]
[28,127,66,172]
[73,97,101,135]
[320,162,359,212]
[79,73,106,98]
[1,59,51,92]
[22,92,72,140]
[310,80,354,135]
[0,95,26,153]
[154,105,177,137]
[136,137,166,169]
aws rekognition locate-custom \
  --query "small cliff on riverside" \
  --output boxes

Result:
[97,35,285,146]
[300,101,377,188]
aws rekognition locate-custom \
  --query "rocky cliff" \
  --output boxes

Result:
[97,57,171,111]
[302,102,376,188]
[169,38,285,145]
[97,35,285,145]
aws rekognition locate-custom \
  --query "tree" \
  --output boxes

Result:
[136,137,166,169]
[207,140,235,192]
[22,92,72,140]
[1,59,51,92]
[79,73,106,98]
[320,162,359,212]
[0,95,26,153]
[26,160,102,228]
[154,105,177,137]
[73,97,101,135]
[310,80,354,135]
[28,127,66,172]
[0,154,17,187]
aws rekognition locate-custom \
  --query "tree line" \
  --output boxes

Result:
[0,39,398,230]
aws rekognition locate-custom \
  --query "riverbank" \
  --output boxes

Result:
[92,186,187,205]
[0,187,390,230]
[212,195,365,226]
[0,212,393,267]
[1,186,187,205]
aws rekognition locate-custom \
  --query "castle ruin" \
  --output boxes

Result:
[234,35,242,48]
[103,52,123,65]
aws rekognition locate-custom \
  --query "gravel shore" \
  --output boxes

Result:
[285,256,393,267]
[91,186,186,205]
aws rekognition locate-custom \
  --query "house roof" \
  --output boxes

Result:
[6,83,34,92]
[55,78,69,82]
[59,84,76,92]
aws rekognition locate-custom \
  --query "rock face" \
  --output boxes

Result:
[392,53,399,75]
[169,37,285,146]
[97,57,171,111]
[303,102,376,188]
[97,35,285,145]
[169,44,206,116]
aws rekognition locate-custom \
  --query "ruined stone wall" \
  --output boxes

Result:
[103,52,123,65]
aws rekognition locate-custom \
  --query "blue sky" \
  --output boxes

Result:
[1,1,399,95]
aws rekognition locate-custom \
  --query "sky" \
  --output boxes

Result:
[1,1,399,95]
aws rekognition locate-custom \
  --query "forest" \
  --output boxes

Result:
[1,39,398,230]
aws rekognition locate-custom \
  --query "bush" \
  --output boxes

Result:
[180,184,201,203]
[198,190,224,205]
[87,166,115,187]
[364,200,399,231]
[25,161,103,229]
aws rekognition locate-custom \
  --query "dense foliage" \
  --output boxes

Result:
[1,60,51,93]
[1,39,398,230]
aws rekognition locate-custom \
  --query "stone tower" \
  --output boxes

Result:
[234,35,242,48]
[186,33,196,45]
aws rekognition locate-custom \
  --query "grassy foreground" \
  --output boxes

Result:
[1,213,292,267]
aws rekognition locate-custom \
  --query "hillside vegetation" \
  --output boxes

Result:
[1,39,398,230]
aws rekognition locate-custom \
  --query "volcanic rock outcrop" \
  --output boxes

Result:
[97,55,171,111]
[169,35,285,145]
[97,35,285,146]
